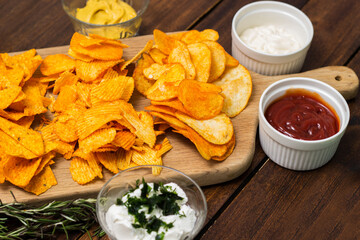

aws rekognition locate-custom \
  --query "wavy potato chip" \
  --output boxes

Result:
[78,127,116,153]
[53,121,78,143]
[53,85,77,112]
[175,112,233,145]
[213,64,252,117]
[73,150,103,179]
[178,80,224,120]
[75,59,122,83]
[112,131,136,150]
[187,43,211,82]
[40,54,75,76]
[202,41,226,82]
[95,151,119,174]
[70,157,98,185]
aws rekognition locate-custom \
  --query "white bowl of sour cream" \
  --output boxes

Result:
[96,165,207,240]
[231,1,314,75]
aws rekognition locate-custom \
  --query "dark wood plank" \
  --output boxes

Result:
[0,0,220,53]
[199,0,360,238]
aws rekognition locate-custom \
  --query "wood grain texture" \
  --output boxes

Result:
[1,34,358,204]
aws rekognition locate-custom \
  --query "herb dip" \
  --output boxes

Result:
[105,180,197,240]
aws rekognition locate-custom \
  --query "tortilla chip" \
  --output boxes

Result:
[40,54,76,76]
[53,71,79,95]
[23,165,57,195]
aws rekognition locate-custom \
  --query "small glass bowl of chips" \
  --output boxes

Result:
[96,165,207,240]
[62,0,149,39]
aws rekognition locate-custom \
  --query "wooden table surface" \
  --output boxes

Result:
[1,0,359,239]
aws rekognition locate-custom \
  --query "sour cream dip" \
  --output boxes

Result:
[239,24,302,55]
[105,181,197,240]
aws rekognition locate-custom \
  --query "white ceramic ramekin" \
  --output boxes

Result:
[259,77,350,170]
[232,1,314,76]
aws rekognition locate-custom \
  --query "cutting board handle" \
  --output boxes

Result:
[253,66,359,100]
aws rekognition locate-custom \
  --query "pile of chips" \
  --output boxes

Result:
[133,29,252,160]
[0,33,171,195]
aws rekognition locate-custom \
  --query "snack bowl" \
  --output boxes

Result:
[62,0,149,39]
[231,1,313,75]
[259,77,350,170]
[96,165,207,240]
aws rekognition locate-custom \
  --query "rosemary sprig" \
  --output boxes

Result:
[0,198,105,239]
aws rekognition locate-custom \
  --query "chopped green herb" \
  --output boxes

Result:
[155,232,165,240]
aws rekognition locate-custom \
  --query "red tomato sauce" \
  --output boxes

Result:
[265,89,339,140]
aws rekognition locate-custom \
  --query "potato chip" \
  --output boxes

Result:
[168,31,186,41]
[76,81,93,108]
[213,64,252,117]
[40,54,76,76]
[121,76,134,102]
[73,150,103,179]
[143,63,170,80]
[78,127,116,153]
[0,85,22,109]
[151,99,188,114]
[70,32,125,61]
[225,51,239,67]
[187,43,211,82]
[153,29,178,55]
[53,71,79,95]
[112,130,136,150]
[117,100,156,148]
[202,41,226,82]
[168,41,196,80]
[150,111,188,130]
[121,40,153,71]
[77,101,123,139]
[133,53,156,96]
[68,48,94,62]
[70,157,98,185]
[44,140,75,160]
[212,134,236,161]
[91,75,131,101]
[23,165,57,195]
[178,80,224,120]
[95,151,119,174]
[3,156,42,187]
[156,137,172,158]
[149,48,168,64]
[180,29,219,44]
[145,105,177,117]
[131,145,159,165]
[0,116,44,157]
[173,127,229,160]
[175,112,233,145]
[75,59,122,83]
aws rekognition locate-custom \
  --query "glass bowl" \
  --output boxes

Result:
[96,165,207,240]
[62,0,149,39]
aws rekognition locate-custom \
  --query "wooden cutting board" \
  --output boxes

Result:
[1,34,358,204]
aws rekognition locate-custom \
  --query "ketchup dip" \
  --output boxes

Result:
[265,88,340,141]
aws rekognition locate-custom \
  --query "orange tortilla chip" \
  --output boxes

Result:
[70,157,98,185]
[0,85,22,110]
[0,116,44,157]
[40,54,76,76]
[23,165,57,195]
[3,156,42,187]
[53,121,78,143]
[53,71,79,95]
[53,85,78,112]
[34,151,56,176]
